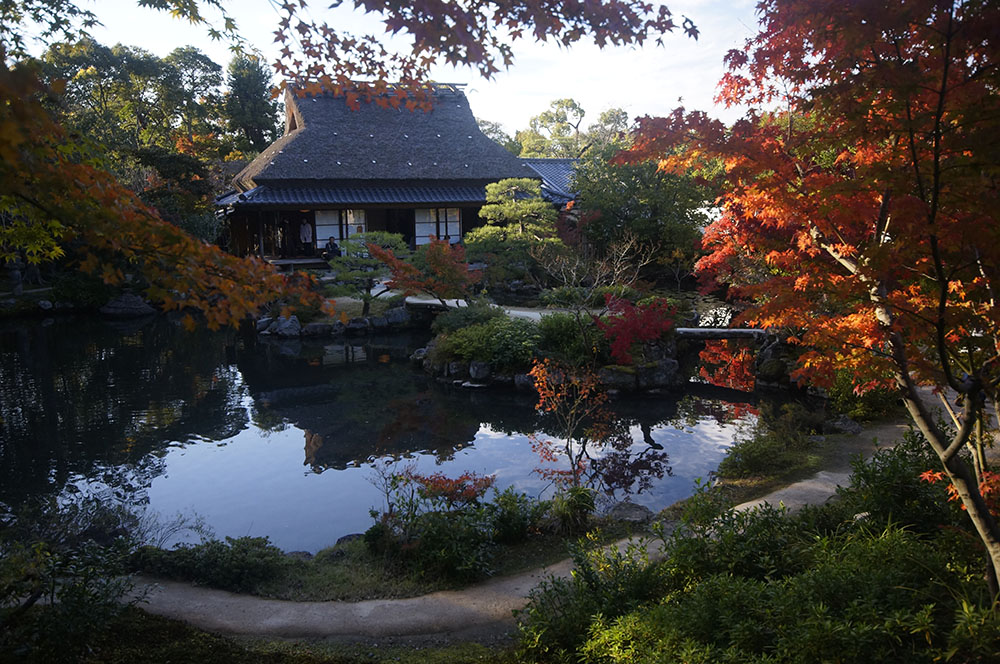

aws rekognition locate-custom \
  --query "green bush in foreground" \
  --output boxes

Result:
[133,535,286,593]
[516,429,996,663]
[0,498,141,662]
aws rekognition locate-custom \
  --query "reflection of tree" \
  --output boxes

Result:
[589,421,672,500]
[0,318,248,505]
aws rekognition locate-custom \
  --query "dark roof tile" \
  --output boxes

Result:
[521,158,578,204]
[218,182,490,207]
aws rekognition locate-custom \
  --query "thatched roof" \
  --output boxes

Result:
[233,85,533,191]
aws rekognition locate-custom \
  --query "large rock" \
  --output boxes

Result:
[346,317,370,335]
[469,361,491,382]
[385,306,411,326]
[637,359,680,389]
[756,357,788,384]
[269,315,302,338]
[607,501,654,524]
[370,316,389,330]
[256,316,274,332]
[302,322,333,337]
[514,373,535,391]
[447,361,469,379]
[99,293,155,318]
[598,366,637,391]
[825,415,863,436]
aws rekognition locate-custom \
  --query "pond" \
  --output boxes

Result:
[0,315,765,553]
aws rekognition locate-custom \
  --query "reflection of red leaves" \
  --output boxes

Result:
[699,340,755,392]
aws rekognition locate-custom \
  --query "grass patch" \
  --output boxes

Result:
[710,447,825,506]
[250,521,637,602]
[66,607,516,664]
[255,539,439,601]
[140,519,638,602]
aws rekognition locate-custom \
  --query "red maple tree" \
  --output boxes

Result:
[625,0,1000,594]
[593,294,675,365]
[368,237,481,306]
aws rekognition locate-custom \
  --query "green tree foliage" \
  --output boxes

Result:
[223,53,279,153]
[476,117,521,155]
[573,140,715,286]
[465,178,561,286]
[513,101,630,158]
[163,45,222,142]
[328,231,408,316]
[134,146,218,240]
[517,98,587,158]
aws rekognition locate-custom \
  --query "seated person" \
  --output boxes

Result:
[322,237,341,260]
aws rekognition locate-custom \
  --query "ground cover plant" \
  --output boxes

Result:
[0,498,144,662]
[515,429,1000,663]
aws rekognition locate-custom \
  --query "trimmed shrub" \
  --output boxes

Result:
[539,284,640,309]
[436,316,540,370]
[537,312,606,366]
[431,301,506,334]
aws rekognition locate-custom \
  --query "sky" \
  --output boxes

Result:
[80,0,761,133]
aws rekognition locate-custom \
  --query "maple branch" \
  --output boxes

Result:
[807,224,858,276]
[875,189,892,245]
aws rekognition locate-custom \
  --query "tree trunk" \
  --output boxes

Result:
[891,335,1000,601]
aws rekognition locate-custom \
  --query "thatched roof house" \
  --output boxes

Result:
[218,84,561,262]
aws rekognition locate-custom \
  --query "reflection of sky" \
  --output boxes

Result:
[135,412,744,553]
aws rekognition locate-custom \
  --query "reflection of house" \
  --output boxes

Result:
[217,84,562,261]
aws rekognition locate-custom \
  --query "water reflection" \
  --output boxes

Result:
[0,316,764,552]
[0,317,246,504]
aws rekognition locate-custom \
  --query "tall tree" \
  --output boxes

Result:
[223,53,278,153]
[629,0,1000,593]
[518,98,587,158]
[582,107,630,152]
[164,46,222,142]
[573,139,714,286]
[476,118,520,155]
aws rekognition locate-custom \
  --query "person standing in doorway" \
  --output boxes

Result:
[299,221,313,256]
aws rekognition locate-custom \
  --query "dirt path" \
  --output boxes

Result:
[134,417,915,643]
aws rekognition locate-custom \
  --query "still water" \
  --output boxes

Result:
[0,315,759,553]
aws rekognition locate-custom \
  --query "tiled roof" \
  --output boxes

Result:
[217,182,489,208]
[521,158,578,204]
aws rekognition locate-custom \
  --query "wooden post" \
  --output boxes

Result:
[256,212,264,258]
